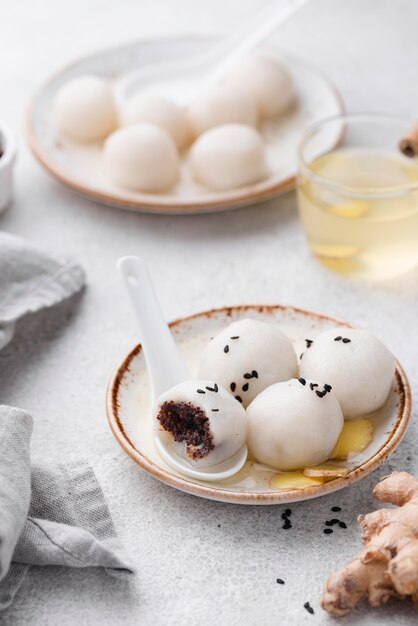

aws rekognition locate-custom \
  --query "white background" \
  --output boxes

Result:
[1,0,417,624]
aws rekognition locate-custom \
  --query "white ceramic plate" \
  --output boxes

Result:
[107,304,411,505]
[27,37,343,214]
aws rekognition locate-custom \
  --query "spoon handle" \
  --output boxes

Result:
[205,0,312,88]
[117,256,190,401]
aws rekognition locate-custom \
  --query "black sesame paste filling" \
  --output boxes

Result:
[156,401,214,460]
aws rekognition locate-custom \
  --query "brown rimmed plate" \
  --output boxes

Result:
[106,304,411,504]
[27,37,343,215]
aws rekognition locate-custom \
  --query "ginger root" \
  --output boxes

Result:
[321,472,418,616]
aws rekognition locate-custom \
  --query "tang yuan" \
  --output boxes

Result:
[53,75,117,142]
[299,327,396,419]
[198,319,298,407]
[247,378,344,471]
[227,56,295,119]
[119,94,192,150]
[189,124,267,191]
[188,85,258,137]
[153,380,247,468]
[104,123,179,193]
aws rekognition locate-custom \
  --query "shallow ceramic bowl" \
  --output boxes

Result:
[107,304,411,504]
[27,37,343,215]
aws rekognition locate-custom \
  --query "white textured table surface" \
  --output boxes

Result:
[1,0,418,624]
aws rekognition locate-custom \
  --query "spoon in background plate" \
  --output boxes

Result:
[117,256,248,481]
[115,0,311,106]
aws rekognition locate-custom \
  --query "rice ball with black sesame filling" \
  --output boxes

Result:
[299,327,396,419]
[247,378,344,471]
[197,318,298,407]
[153,380,247,468]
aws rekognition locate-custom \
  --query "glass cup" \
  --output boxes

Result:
[296,114,418,280]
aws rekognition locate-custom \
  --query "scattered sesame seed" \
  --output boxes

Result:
[330,518,340,525]
[242,383,249,392]
[316,390,326,398]
[252,370,258,378]
[325,520,333,527]
[331,506,342,512]
[282,521,292,530]
[214,383,218,392]
[323,528,333,535]
[281,512,288,520]
[243,373,252,379]
[334,336,342,341]
[310,383,318,390]
[197,389,206,394]
[324,384,332,392]
[298,377,306,385]
[230,382,236,392]
[217,524,221,528]
[206,385,216,392]
[300,353,304,359]
[231,336,240,340]
[276,578,285,585]
[304,602,314,615]
[224,345,229,353]
[339,521,347,529]
[211,409,219,412]
[235,395,243,403]
[342,338,351,343]
[305,339,313,347]
[285,508,291,516]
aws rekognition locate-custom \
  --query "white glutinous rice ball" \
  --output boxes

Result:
[228,56,295,119]
[247,378,344,470]
[153,380,248,468]
[189,124,267,191]
[53,75,117,142]
[188,86,258,136]
[103,123,179,192]
[299,327,396,419]
[198,319,298,407]
[119,94,191,150]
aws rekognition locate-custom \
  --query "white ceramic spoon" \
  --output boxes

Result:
[117,256,248,481]
[115,0,311,105]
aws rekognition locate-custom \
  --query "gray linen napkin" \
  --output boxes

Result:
[0,231,85,350]
[0,234,133,609]
[0,406,133,610]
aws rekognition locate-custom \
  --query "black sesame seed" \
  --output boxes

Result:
[305,339,313,348]
[217,524,221,527]
[235,395,243,403]
[334,336,342,341]
[211,409,219,412]
[323,528,333,535]
[298,377,306,385]
[252,370,258,378]
[230,382,236,392]
[224,345,229,353]
[230,336,239,340]
[285,508,291,516]
[282,521,292,530]
[330,518,340,525]
[206,385,215,392]
[325,520,333,527]
[316,390,326,398]
[300,353,304,359]
[304,602,314,615]
[331,506,342,512]
[197,389,206,394]
[310,383,318,390]
[242,383,249,392]
[339,521,347,529]
[243,373,252,379]
[281,512,289,520]
[324,384,332,392]
[276,578,285,585]
[214,383,218,392]
[342,338,351,343]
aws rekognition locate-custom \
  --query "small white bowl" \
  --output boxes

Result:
[0,123,16,212]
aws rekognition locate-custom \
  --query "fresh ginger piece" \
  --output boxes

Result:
[321,472,418,616]
[331,419,373,460]
[270,471,324,490]
[303,464,349,479]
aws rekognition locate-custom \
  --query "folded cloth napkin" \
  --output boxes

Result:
[0,406,133,610]
[0,231,85,350]
[0,234,133,609]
